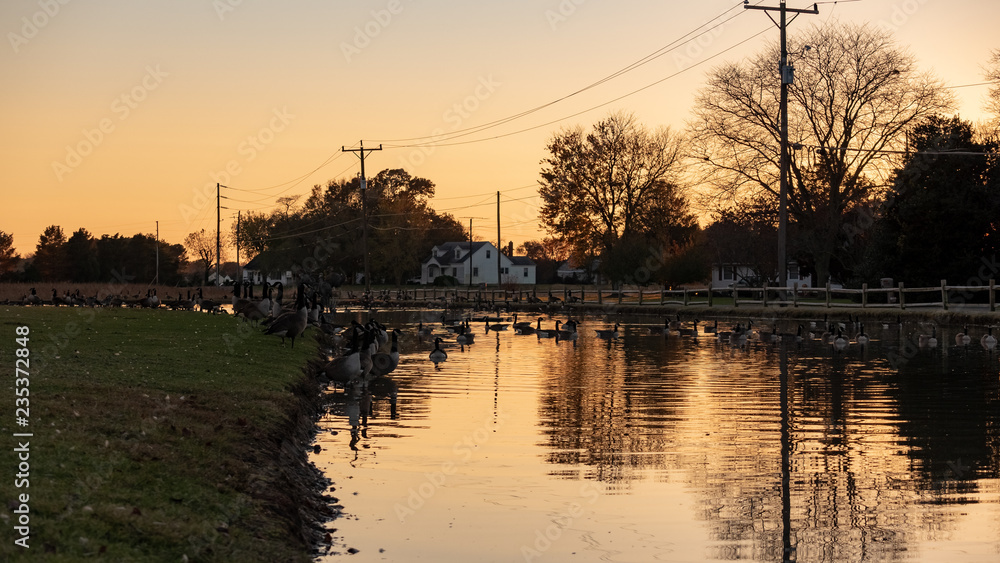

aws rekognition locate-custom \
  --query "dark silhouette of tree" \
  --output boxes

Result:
[689,22,953,285]
[0,230,19,279]
[539,111,697,286]
[185,229,222,285]
[986,49,1000,124]
[66,228,100,282]
[862,116,1000,285]
[702,196,778,286]
[34,225,68,281]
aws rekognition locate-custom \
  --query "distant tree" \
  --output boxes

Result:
[987,49,1000,124]
[0,230,19,278]
[539,111,697,286]
[34,225,68,281]
[65,228,100,283]
[689,22,953,285]
[185,229,224,285]
[863,116,1000,285]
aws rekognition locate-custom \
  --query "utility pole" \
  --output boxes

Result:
[236,211,241,284]
[745,0,817,292]
[216,183,223,287]
[342,141,382,292]
[469,217,474,290]
[154,220,159,286]
[496,191,501,287]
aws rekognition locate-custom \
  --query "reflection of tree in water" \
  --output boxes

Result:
[535,331,1000,561]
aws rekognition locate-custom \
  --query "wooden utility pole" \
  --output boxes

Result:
[745,1,817,291]
[496,191,501,286]
[342,141,382,292]
[154,220,159,285]
[216,183,222,286]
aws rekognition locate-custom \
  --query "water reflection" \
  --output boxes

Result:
[313,313,1000,562]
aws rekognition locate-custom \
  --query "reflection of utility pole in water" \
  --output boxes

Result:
[779,346,794,562]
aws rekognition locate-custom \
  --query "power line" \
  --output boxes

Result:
[368,1,756,146]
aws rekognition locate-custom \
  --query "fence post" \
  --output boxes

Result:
[941,279,948,311]
[683,288,689,306]
[660,284,665,306]
[638,286,644,305]
[618,286,623,305]
[597,284,603,305]
[898,282,906,310]
[708,282,713,307]
[825,281,831,308]
[862,282,868,308]
[793,282,798,308]
[733,286,739,308]
[762,282,768,308]
[991,279,996,312]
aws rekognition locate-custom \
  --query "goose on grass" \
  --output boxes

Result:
[263,283,309,347]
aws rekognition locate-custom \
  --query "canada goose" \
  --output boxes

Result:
[149,289,160,309]
[24,288,42,306]
[855,324,869,346]
[263,283,309,347]
[485,320,509,332]
[456,324,476,345]
[231,280,248,309]
[728,323,748,346]
[254,283,270,318]
[595,323,620,339]
[833,329,848,351]
[668,314,682,330]
[371,329,401,376]
[417,322,433,338]
[981,326,997,350]
[648,319,670,335]
[703,320,718,334]
[882,315,901,330]
[554,321,578,340]
[512,314,533,331]
[678,320,699,337]
[918,326,938,348]
[271,282,284,318]
[535,318,556,339]
[195,287,220,314]
[429,337,448,362]
[956,325,972,347]
[322,331,363,387]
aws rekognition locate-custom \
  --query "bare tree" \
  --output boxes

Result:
[689,22,952,284]
[986,49,1000,126]
[539,111,696,281]
[184,229,227,285]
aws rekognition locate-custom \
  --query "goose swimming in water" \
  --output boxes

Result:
[429,337,448,362]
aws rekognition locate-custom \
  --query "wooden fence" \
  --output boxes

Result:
[379,279,999,312]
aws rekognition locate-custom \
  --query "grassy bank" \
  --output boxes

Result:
[0,306,328,562]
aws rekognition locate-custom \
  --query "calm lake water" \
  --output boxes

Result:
[311,312,1000,563]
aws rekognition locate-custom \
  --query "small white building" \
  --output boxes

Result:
[421,242,536,285]
[710,261,812,288]
[242,252,297,286]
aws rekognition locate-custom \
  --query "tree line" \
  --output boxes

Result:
[532,23,1000,289]
[4,23,998,290]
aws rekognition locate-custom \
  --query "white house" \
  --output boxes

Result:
[710,261,812,288]
[242,252,297,286]
[421,242,536,285]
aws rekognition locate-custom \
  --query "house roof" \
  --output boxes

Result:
[423,241,536,267]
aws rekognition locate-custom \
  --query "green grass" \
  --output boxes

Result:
[0,306,322,562]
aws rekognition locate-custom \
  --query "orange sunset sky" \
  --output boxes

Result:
[2,0,998,257]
